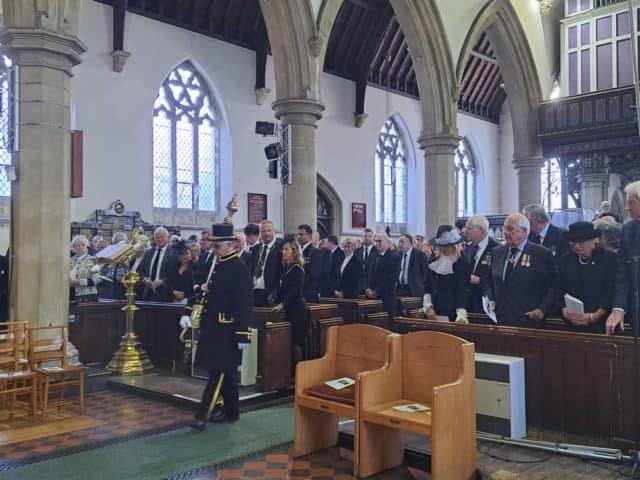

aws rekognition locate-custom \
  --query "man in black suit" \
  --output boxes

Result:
[607,181,640,335]
[320,235,344,297]
[250,220,283,307]
[243,223,260,275]
[140,227,175,302]
[396,233,428,298]
[194,232,214,287]
[366,233,401,319]
[234,232,253,266]
[487,213,557,328]
[297,224,323,303]
[464,215,499,313]
[355,228,378,294]
[522,204,570,257]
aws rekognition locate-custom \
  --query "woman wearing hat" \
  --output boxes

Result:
[556,221,616,334]
[273,240,308,366]
[167,240,195,303]
[423,225,471,323]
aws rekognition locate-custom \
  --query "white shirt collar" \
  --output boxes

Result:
[478,235,489,250]
[540,223,550,240]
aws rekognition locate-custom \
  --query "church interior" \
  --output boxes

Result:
[0,0,639,479]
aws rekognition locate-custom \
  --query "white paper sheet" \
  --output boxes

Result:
[392,403,430,413]
[482,295,498,323]
[564,293,585,314]
[324,377,355,390]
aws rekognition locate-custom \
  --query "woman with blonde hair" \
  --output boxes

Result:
[334,237,362,299]
[273,240,308,365]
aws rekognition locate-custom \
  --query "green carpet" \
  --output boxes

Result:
[1,403,294,480]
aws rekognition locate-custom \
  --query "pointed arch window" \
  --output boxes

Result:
[153,61,218,212]
[454,140,475,217]
[0,54,14,198]
[375,117,407,230]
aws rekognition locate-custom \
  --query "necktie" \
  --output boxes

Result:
[532,234,542,245]
[504,247,519,282]
[149,247,161,281]
[255,244,268,278]
[364,246,369,261]
[399,253,408,285]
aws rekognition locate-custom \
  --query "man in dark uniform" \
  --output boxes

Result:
[180,223,253,430]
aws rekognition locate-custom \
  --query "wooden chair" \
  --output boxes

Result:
[294,324,397,473]
[357,331,476,479]
[27,325,84,422]
[0,322,38,422]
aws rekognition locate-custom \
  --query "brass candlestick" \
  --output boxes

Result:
[105,228,154,375]
[223,194,239,224]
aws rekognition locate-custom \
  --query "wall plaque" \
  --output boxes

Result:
[248,193,267,224]
[351,202,366,229]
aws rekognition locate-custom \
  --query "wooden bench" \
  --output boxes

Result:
[357,331,476,479]
[319,297,384,325]
[253,308,291,392]
[293,324,396,473]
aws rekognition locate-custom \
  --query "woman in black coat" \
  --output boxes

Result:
[167,242,194,303]
[273,240,308,365]
[556,221,616,334]
[424,225,471,323]
[334,237,362,299]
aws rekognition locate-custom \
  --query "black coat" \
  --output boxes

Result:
[613,220,640,313]
[336,255,362,299]
[397,248,429,298]
[370,250,401,316]
[529,224,571,257]
[167,263,195,301]
[466,237,499,314]
[194,251,214,286]
[275,263,308,346]
[488,241,557,328]
[556,248,616,334]
[301,244,323,303]
[426,255,471,321]
[250,238,284,298]
[195,252,253,370]
[139,245,174,302]
[355,245,378,293]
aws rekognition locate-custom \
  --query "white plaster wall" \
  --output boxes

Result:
[71,1,505,240]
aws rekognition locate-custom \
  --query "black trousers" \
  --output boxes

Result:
[253,289,269,307]
[196,367,239,419]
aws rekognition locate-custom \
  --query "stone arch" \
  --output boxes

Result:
[389,0,458,139]
[457,0,543,207]
[258,0,342,102]
[317,173,342,237]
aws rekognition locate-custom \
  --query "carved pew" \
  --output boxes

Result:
[319,297,384,325]
[253,307,291,392]
[307,303,341,359]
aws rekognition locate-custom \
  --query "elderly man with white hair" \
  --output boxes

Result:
[140,226,173,302]
[464,215,499,313]
[366,232,400,321]
[606,180,640,335]
[486,213,557,328]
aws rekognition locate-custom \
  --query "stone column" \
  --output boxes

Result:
[578,173,609,210]
[514,156,544,209]
[273,98,324,234]
[418,134,459,238]
[0,1,86,328]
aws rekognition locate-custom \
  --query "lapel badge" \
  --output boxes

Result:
[521,253,531,268]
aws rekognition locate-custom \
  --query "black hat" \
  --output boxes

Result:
[429,225,463,247]
[563,221,600,242]
[208,223,236,242]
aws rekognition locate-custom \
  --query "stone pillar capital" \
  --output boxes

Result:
[577,173,610,184]
[0,29,87,75]
[417,133,460,155]
[513,155,544,170]
[272,98,325,127]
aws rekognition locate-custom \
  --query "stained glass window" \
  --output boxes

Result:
[454,140,475,217]
[375,117,407,230]
[0,55,14,197]
[153,62,218,212]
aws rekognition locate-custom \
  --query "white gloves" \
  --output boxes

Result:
[420,294,433,313]
[455,308,469,324]
[179,315,192,329]
[238,343,250,351]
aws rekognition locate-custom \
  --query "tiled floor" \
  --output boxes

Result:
[0,390,193,468]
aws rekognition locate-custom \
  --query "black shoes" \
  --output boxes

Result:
[191,411,239,431]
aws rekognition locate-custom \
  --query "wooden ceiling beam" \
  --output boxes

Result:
[466,61,492,106]
[192,0,211,29]
[458,55,480,96]
[333,4,361,73]
[112,0,127,52]
[470,50,498,65]
[338,10,374,74]
[477,67,502,108]
[346,0,383,11]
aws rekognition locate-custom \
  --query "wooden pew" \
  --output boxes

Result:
[293,324,396,474]
[394,316,640,448]
[253,307,291,392]
[397,296,422,317]
[307,303,341,359]
[319,297,384,325]
[71,301,127,365]
[357,331,476,479]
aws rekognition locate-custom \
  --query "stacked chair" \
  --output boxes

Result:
[294,326,476,479]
